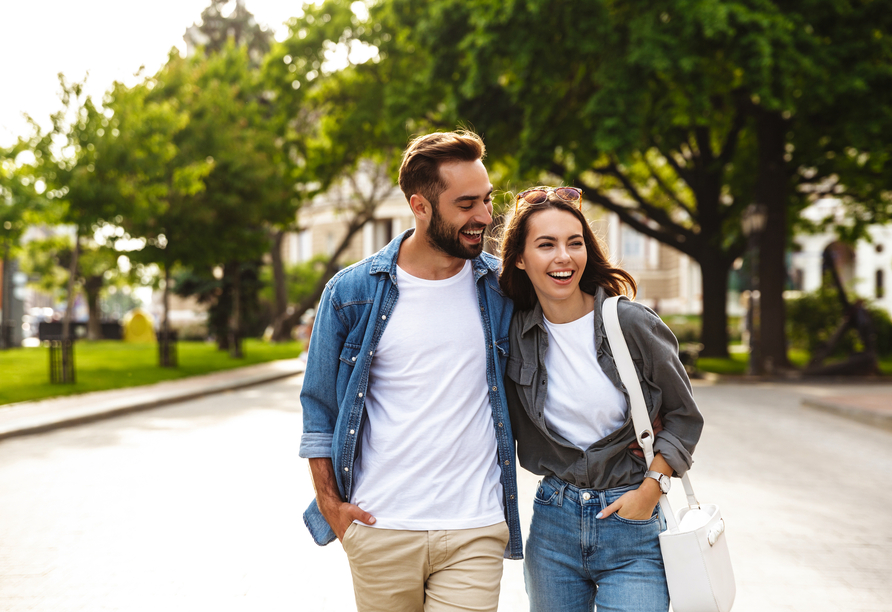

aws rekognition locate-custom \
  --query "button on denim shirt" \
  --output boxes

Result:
[299,229,523,560]
[505,287,703,491]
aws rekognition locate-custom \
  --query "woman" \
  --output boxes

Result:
[499,186,704,612]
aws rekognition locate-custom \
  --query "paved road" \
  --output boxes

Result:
[1,377,890,611]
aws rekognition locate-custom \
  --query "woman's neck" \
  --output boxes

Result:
[539,290,595,324]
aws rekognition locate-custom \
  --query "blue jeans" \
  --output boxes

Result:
[525,475,669,612]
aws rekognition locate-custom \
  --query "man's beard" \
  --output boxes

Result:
[426,203,487,259]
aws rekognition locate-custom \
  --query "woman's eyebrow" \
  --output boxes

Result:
[534,233,583,241]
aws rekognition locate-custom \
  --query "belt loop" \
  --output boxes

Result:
[556,481,568,507]
[598,489,608,509]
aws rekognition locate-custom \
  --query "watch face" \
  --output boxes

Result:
[660,477,671,493]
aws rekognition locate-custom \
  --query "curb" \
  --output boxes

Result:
[0,360,305,442]
[801,398,892,431]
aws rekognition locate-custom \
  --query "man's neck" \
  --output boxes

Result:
[396,232,470,280]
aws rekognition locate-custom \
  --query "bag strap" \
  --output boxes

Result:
[602,296,699,526]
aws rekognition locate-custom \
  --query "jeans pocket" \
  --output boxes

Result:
[613,508,660,526]
[533,481,559,506]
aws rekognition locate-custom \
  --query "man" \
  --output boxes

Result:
[299,130,521,612]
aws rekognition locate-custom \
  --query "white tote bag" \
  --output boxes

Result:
[603,296,736,612]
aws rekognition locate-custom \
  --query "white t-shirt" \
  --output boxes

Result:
[350,261,505,530]
[543,310,628,449]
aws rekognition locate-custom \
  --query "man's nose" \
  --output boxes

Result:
[475,202,493,225]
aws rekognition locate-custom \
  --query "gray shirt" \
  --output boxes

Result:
[505,287,704,490]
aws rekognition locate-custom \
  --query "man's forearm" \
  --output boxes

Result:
[308,457,376,540]
[309,457,344,513]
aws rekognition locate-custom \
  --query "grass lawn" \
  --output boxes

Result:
[697,346,892,376]
[0,339,304,406]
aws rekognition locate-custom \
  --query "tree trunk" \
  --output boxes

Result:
[754,110,791,373]
[269,229,292,342]
[229,261,243,358]
[1,246,9,350]
[163,265,171,338]
[62,232,81,341]
[84,275,103,340]
[158,264,177,368]
[698,255,731,358]
[271,210,375,341]
[274,257,341,340]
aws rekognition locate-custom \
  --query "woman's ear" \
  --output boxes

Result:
[515,255,526,270]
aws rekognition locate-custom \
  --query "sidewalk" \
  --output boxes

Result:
[703,374,892,431]
[0,358,305,441]
[799,385,892,430]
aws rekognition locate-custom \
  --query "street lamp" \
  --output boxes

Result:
[742,203,768,375]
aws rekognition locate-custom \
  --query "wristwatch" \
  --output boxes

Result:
[645,470,671,494]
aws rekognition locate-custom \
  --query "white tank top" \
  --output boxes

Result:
[350,261,504,530]
[543,310,627,449]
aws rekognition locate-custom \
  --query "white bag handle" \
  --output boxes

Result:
[602,295,700,529]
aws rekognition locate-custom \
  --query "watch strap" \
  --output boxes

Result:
[645,470,670,492]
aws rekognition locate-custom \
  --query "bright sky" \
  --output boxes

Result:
[0,0,305,147]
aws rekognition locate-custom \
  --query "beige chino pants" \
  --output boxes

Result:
[342,521,510,612]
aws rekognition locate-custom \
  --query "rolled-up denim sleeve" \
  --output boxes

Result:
[298,282,346,459]
[646,314,704,477]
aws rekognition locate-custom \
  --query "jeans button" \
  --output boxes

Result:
[582,492,591,501]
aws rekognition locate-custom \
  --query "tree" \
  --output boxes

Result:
[185,0,273,64]
[20,235,120,340]
[136,44,293,355]
[261,1,417,340]
[352,0,892,368]
[26,76,132,349]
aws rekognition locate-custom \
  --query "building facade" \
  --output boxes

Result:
[790,199,892,313]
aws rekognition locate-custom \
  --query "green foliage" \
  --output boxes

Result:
[260,255,328,306]
[0,339,302,406]
[1,143,47,257]
[173,261,265,339]
[786,281,892,358]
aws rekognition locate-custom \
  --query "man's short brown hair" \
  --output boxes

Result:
[398,130,485,206]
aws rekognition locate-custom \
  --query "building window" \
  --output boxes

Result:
[620,225,645,269]
[877,269,885,299]
[373,219,393,251]
[791,268,804,291]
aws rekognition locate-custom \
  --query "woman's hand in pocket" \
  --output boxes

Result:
[596,481,661,521]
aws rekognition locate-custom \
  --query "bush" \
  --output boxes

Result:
[662,315,700,344]
[660,314,743,345]
[786,279,892,358]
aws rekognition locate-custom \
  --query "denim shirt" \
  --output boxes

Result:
[299,229,523,560]
[505,287,703,491]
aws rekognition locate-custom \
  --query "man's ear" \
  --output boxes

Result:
[409,194,431,220]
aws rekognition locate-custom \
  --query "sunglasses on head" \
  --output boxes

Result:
[514,186,583,213]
